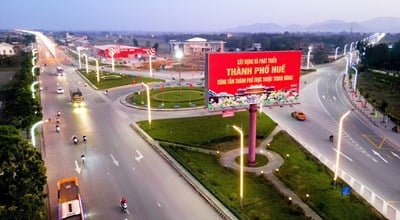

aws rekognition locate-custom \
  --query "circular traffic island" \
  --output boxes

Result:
[127,87,205,109]
[235,154,268,167]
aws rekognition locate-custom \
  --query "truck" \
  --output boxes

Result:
[70,88,85,107]
[57,177,85,220]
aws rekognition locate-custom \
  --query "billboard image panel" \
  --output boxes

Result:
[206,51,302,111]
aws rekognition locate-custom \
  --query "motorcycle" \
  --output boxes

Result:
[120,202,127,212]
[56,125,60,133]
[329,135,334,142]
[57,111,61,117]
[73,137,78,145]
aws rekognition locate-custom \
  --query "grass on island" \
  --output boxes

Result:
[138,110,385,219]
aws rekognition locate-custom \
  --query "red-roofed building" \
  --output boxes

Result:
[93,44,156,60]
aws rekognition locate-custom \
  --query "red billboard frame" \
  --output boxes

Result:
[205,51,302,111]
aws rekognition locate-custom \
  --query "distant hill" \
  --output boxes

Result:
[227,17,400,33]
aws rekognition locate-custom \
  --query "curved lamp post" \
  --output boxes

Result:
[232,125,244,208]
[110,48,115,72]
[31,81,39,99]
[77,47,82,69]
[350,42,354,52]
[31,65,39,77]
[149,55,153,77]
[32,56,37,66]
[334,110,351,187]
[141,83,151,128]
[82,54,89,74]
[351,66,358,92]
[343,44,348,55]
[307,46,312,69]
[175,50,183,91]
[335,47,340,60]
[31,120,44,148]
[32,48,38,57]
[344,57,349,75]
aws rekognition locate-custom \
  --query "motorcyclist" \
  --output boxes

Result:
[72,135,78,144]
[120,197,127,210]
[56,117,60,124]
[329,135,334,142]
[56,124,60,133]
[82,135,87,142]
[57,111,61,117]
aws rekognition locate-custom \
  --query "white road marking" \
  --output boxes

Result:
[391,151,400,160]
[74,160,81,174]
[135,150,144,162]
[322,95,325,99]
[110,154,119,166]
[372,150,388,163]
[332,148,353,162]
[333,96,336,101]
[157,202,162,207]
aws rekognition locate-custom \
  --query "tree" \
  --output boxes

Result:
[0,125,47,220]
[152,42,159,52]
[116,38,124,44]
[132,38,139,47]
[145,41,151,48]
[313,47,329,64]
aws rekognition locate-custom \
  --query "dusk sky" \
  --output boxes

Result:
[2,0,399,32]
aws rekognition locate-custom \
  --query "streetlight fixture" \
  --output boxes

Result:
[350,42,354,52]
[77,47,82,69]
[343,44,348,55]
[307,46,312,70]
[351,66,358,92]
[335,47,340,60]
[110,48,115,72]
[31,120,44,148]
[149,55,153,77]
[31,65,39,77]
[31,81,39,99]
[32,48,37,57]
[94,59,100,84]
[333,110,351,187]
[32,56,37,66]
[232,125,244,208]
[175,50,183,91]
[141,83,151,128]
[344,57,349,75]
[82,54,89,74]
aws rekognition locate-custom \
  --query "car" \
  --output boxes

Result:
[291,111,306,121]
[57,86,64,94]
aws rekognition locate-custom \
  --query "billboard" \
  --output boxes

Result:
[206,51,301,111]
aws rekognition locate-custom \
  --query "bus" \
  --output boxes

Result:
[57,176,84,220]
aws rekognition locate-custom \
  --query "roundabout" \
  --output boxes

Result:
[127,86,205,109]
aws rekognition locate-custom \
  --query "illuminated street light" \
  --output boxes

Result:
[31,120,44,148]
[343,44,348,55]
[232,125,244,208]
[175,50,183,91]
[307,46,312,70]
[333,110,351,187]
[149,55,153,77]
[141,83,151,128]
[31,65,39,77]
[110,48,115,72]
[350,42,354,52]
[344,57,349,75]
[77,47,83,69]
[351,66,358,92]
[94,59,100,83]
[335,47,340,60]
[32,48,37,57]
[82,53,89,74]
[32,56,37,66]
[31,81,39,99]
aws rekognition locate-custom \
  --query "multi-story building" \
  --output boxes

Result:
[0,42,16,56]
[169,37,225,55]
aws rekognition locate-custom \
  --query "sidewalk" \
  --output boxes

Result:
[220,126,323,220]
[343,76,400,148]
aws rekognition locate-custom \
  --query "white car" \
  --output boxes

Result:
[57,86,64,94]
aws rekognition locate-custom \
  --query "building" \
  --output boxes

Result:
[0,42,16,56]
[93,44,156,60]
[169,37,225,55]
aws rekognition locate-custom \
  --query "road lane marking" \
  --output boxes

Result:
[135,150,144,162]
[333,96,336,101]
[74,160,81,174]
[332,148,353,162]
[157,202,162,207]
[110,154,119,166]
[372,150,388,163]
[391,151,400,160]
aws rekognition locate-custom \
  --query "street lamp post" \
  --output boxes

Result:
[333,110,351,187]
[351,66,358,92]
[94,59,100,83]
[31,120,44,148]
[344,57,349,75]
[141,83,151,129]
[232,125,244,208]
[82,54,89,74]
[350,42,354,52]
[307,46,312,70]
[343,44,348,55]
[335,47,340,60]
[32,56,37,66]
[175,50,183,91]
[32,48,37,57]
[149,55,153,77]
[31,65,39,77]
[110,48,115,72]
[31,81,39,99]
[77,47,82,69]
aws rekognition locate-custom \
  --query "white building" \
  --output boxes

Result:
[0,42,16,56]
[169,37,225,55]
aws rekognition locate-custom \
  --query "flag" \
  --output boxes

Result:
[189,83,193,88]
[161,84,165,91]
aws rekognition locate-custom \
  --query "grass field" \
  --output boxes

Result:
[138,111,384,219]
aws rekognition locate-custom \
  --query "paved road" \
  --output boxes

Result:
[38,40,223,220]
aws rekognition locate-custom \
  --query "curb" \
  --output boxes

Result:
[130,123,238,220]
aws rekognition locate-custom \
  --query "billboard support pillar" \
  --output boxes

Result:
[248,103,257,166]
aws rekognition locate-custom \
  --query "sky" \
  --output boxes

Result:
[1,0,400,32]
